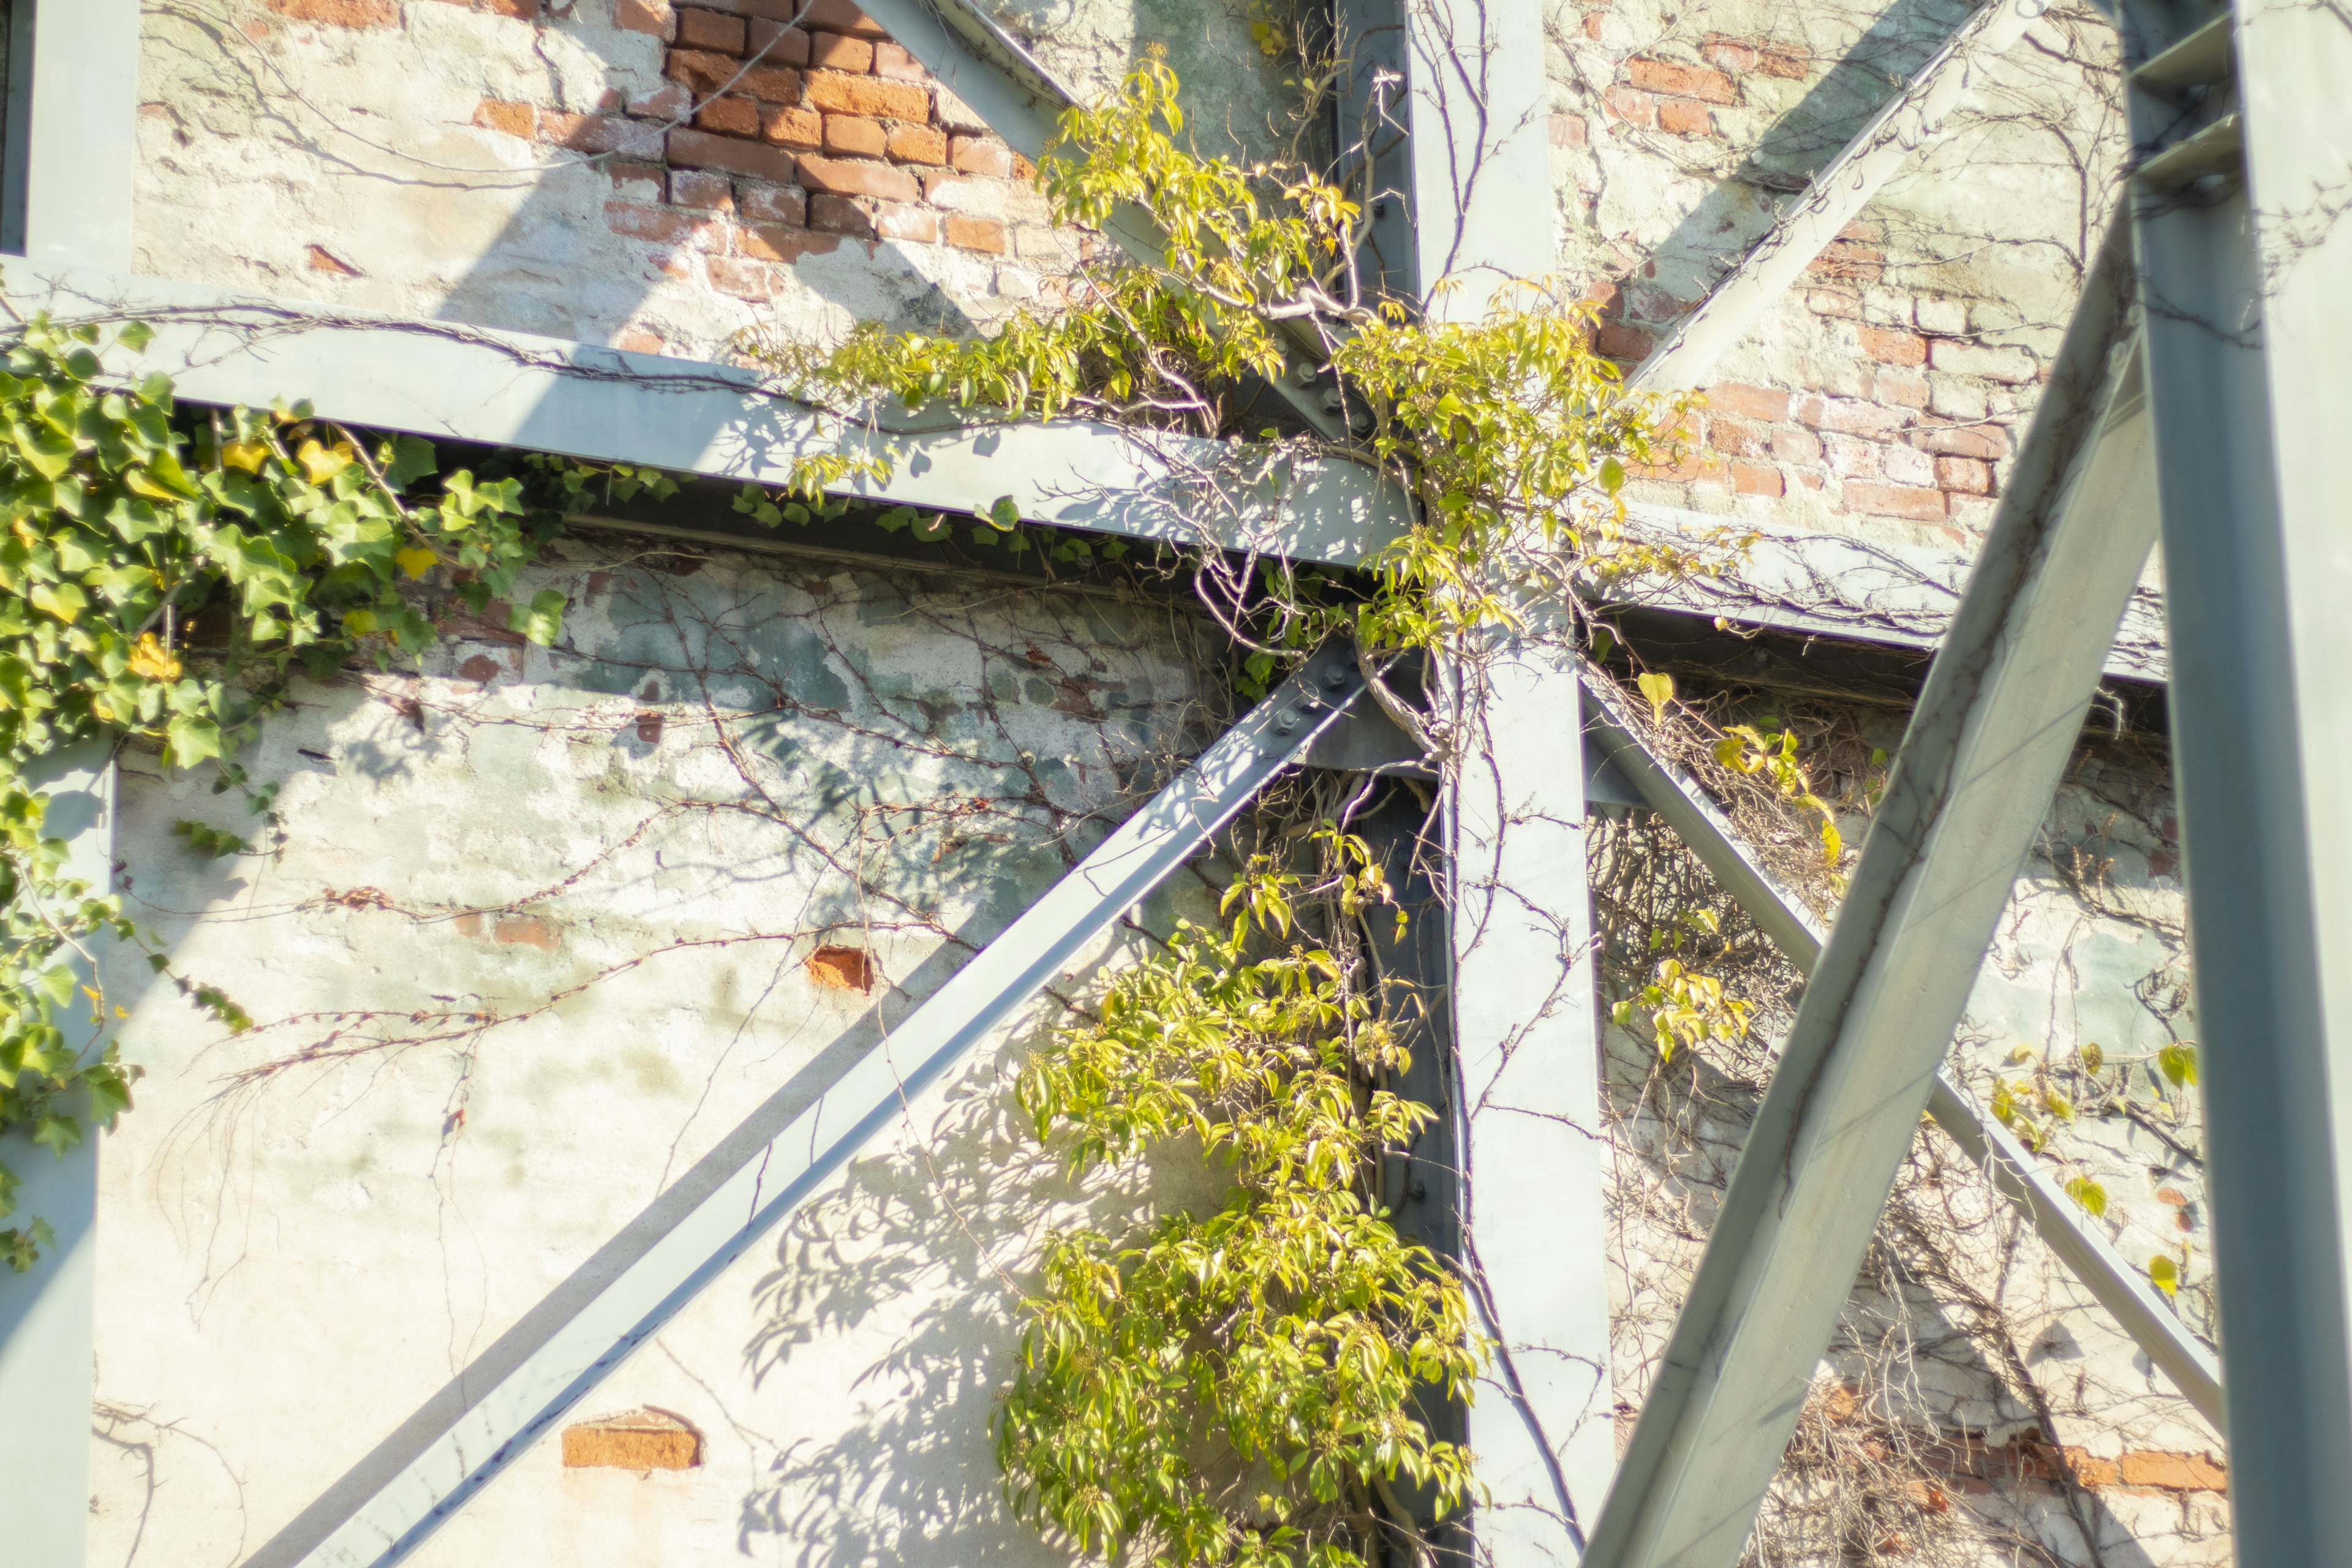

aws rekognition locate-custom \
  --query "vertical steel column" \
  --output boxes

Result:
[0,742,116,1568]
[2130,0,2352,1558]
[1403,1,1618,1556]
[23,0,136,268]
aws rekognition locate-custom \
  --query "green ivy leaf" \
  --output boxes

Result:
[511,588,567,647]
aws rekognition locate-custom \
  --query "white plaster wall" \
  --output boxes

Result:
[88,535,1223,1566]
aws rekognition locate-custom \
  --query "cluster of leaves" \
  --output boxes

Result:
[1713,722,1847,871]
[1610,908,1756,1065]
[1000,831,1479,1568]
[1986,1038,2201,1294]
[0,310,566,1267]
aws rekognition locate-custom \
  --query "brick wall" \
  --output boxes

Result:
[471,0,1069,350]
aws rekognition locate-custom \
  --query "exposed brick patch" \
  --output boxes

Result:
[1550,112,1589,148]
[808,32,873,71]
[810,192,873,236]
[948,135,1014,177]
[761,106,823,149]
[615,328,668,355]
[824,114,888,157]
[805,70,928,119]
[887,124,948,165]
[562,1409,702,1471]
[1732,461,1784,497]
[265,0,400,24]
[1706,416,1765,456]
[706,256,783,298]
[872,42,925,80]
[738,223,837,262]
[456,911,560,950]
[306,244,361,275]
[474,99,538,139]
[1627,57,1736,105]
[739,182,805,225]
[797,152,919,201]
[808,944,877,990]
[1602,86,1657,127]
[873,203,939,243]
[1595,322,1654,360]
[668,168,735,211]
[606,200,720,245]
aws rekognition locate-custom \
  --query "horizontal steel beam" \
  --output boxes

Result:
[1580,673,2224,1426]
[257,650,1373,1568]
[1583,208,2157,1568]
[6,266,1407,567]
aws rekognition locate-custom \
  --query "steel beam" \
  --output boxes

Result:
[255,649,1373,1568]
[2,266,1410,567]
[1402,2,1617,1560]
[1630,0,2060,394]
[1579,669,2225,1427]
[1581,209,2155,1568]
[0,742,115,1568]
[2129,0,2352,1558]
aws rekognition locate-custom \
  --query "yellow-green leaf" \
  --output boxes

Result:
[394,546,438,580]
[1635,671,1674,726]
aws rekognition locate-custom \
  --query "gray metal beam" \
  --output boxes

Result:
[1578,668,2225,1427]
[24,0,137,270]
[3,266,1411,567]
[1581,208,2155,1568]
[258,649,1373,1568]
[1630,0,2061,393]
[2129,1,2352,1558]
[0,742,116,1568]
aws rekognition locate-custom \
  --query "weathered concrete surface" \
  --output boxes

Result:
[88,536,1224,1566]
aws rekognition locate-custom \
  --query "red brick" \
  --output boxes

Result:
[738,223,837,262]
[760,105,824,149]
[1732,461,1784,497]
[809,193,873,237]
[2061,1448,2121,1488]
[1874,367,1930,408]
[1808,239,1885,283]
[887,123,948,164]
[668,168,735,210]
[426,0,540,16]
[1707,382,1790,421]
[604,160,665,201]
[676,7,745,50]
[473,99,536,138]
[739,62,805,102]
[800,0,888,37]
[627,81,691,120]
[805,70,929,121]
[1844,482,1945,521]
[873,203,939,243]
[945,213,1007,253]
[1706,416,1764,456]
[2117,1452,2226,1491]
[1858,323,1928,365]
[1550,111,1588,148]
[796,152,920,201]
[306,244,359,275]
[1910,423,2010,460]
[614,328,666,355]
[1602,86,1656,127]
[694,97,764,138]
[684,0,818,19]
[668,127,797,183]
[615,0,673,36]
[1774,425,1823,464]
[1935,454,1992,493]
[1627,57,1736,104]
[562,1412,699,1470]
[606,201,715,246]
[809,32,874,72]
[537,111,663,159]
[948,135,1014,177]
[739,181,805,225]
[1659,99,1713,135]
[1700,34,1807,78]
[823,114,888,156]
[1800,396,1907,438]
[266,0,399,22]
[707,256,783,298]
[872,42,927,81]
[747,20,810,64]
[1594,323,1653,360]
[666,50,736,93]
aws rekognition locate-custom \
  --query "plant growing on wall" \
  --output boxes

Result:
[1002,826,1475,1568]
[0,311,562,1267]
